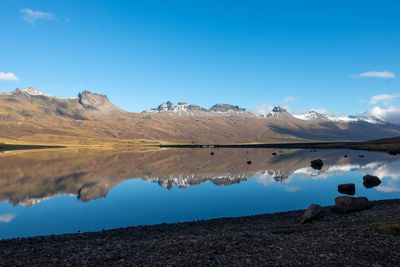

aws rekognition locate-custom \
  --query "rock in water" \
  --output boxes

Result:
[337,183,355,195]
[310,159,323,170]
[363,175,381,188]
[301,204,325,224]
[333,196,372,213]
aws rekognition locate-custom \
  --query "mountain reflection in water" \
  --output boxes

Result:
[0,148,399,207]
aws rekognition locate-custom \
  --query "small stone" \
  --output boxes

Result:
[105,251,114,260]
[310,159,323,170]
[210,152,214,155]
[363,175,381,188]
[301,204,325,224]
[247,161,252,165]
[338,183,355,195]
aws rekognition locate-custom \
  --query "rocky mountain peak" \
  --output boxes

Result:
[157,101,174,112]
[210,104,246,112]
[11,88,22,95]
[271,106,286,113]
[265,106,294,119]
[75,90,126,116]
[143,102,254,117]
[78,91,109,109]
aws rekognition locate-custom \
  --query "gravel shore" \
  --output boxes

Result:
[1,198,399,266]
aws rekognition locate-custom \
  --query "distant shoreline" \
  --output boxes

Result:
[1,136,399,154]
[0,143,66,151]
[160,139,400,154]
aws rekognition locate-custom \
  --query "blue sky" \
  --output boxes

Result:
[1,0,399,119]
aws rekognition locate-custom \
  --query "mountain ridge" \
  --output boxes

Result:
[1,87,400,145]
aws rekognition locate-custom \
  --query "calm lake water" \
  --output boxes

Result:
[0,147,399,239]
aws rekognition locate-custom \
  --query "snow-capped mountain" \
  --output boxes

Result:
[293,110,329,121]
[143,101,255,117]
[262,106,295,120]
[293,110,389,125]
[11,87,56,98]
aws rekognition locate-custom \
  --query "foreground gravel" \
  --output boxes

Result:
[1,199,400,266]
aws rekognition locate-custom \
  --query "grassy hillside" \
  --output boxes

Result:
[1,93,400,146]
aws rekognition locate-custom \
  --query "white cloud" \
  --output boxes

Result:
[21,8,55,24]
[252,103,274,115]
[0,72,19,81]
[357,70,395,79]
[283,96,298,102]
[369,94,400,105]
[363,106,400,124]
[0,213,16,223]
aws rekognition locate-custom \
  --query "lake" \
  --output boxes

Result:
[0,147,399,239]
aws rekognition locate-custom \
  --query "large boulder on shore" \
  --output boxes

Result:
[332,196,372,213]
[363,175,381,188]
[301,204,325,224]
[337,183,355,195]
[310,159,323,170]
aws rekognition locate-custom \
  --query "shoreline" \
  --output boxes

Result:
[1,198,399,265]
[0,143,66,152]
[159,139,400,154]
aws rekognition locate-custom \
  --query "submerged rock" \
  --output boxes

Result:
[363,175,381,188]
[332,196,372,213]
[310,159,323,170]
[337,183,355,195]
[301,204,325,224]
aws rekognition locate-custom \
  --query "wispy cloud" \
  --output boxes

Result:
[362,106,400,124]
[0,213,16,223]
[0,72,19,81]
[369,94,400,105]
[21,8,56,24]
[252,103,274,115]
[283,96,298,102]
[356,70,395,79]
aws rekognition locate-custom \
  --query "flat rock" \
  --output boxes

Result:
[301,204,325,224]
[333,196,372,213]
[363,175,381,188]
[337,183,355,195]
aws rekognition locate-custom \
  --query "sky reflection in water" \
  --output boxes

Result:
[0,148,399,239]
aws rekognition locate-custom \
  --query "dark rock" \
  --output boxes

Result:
[363,175,381,188]
[344,155,348,158]
[272,152,277,156]
[310,159,323,170]
[210,152,214,155]
[358,155,365,158]
[105,251,114,260]
[332,196,372,213]
[301,204,325,224]
[388,150,398,156]
[337,183,355,195]
[246,161,252,165]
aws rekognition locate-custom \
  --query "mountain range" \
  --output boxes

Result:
[0,87,400,145]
